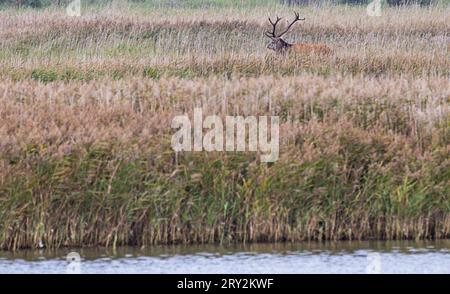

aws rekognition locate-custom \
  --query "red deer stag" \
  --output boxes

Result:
[265,12,331,55]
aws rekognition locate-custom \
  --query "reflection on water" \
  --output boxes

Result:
[0,240,449,274]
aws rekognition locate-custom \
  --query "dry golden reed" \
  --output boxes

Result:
[0,4,448,249]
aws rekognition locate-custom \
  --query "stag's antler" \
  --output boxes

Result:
[276,12,305,38]
[264,16,282,38]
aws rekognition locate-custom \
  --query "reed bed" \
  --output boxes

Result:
[0,74,448,249]
[0,4,449,249]
[0,6,448,79]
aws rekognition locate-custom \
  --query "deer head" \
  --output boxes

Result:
[265,12,305,53]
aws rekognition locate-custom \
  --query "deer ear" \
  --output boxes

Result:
[264,32,275,40]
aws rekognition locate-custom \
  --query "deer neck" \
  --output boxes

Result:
[279,39,292,52]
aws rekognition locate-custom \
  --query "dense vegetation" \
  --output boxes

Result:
[0,2,448,250]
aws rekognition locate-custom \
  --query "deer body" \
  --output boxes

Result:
[290,43,331,55]
[265,12,331,55]
[268,39,331,55]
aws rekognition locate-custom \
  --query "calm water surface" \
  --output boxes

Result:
[0,240,449,274]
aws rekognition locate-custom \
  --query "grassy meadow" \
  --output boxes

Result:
[0,1,449,250]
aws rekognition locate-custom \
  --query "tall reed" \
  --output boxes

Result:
[0,4,448,249]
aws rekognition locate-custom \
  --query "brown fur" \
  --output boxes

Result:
[290,43,332,55]
[267,37,332,55]
[265,12,332,56]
